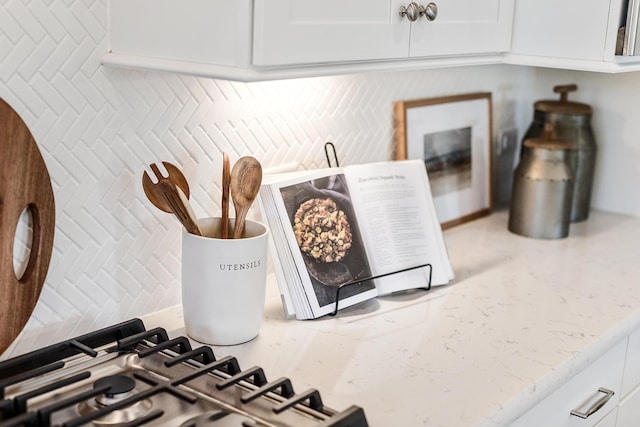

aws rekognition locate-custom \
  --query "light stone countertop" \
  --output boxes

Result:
[144,209,640,427]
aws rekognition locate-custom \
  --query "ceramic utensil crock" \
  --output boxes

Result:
[181,217,268,346]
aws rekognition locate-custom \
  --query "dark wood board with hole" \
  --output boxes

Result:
[0,98,55,354]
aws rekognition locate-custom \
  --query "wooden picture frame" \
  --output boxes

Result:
[394,92,493,229]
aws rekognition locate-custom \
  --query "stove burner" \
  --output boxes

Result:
[77,375,153,425]
[94,375,135,398]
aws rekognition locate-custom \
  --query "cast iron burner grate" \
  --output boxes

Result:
[0,319,368,427]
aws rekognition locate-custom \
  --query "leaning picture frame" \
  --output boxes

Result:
[394,92,493,229]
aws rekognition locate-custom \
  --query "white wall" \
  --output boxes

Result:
[0,0,636,357]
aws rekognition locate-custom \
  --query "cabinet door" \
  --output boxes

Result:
[620,327,640,398]
[510,0,613,61]
[617,385,640,427]
[594,408,617,427]
[409,0,514,57]
[595,408,618,427]
[110,0,253,67]
[253,0,411,66]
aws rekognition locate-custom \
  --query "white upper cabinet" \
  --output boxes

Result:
[104,0,640,79]
[253,0,513,66]
[506,0,640,72]
[253,0,411,65]
[107,0,255,73]
[408,0,511,57]
[105,0,514,81]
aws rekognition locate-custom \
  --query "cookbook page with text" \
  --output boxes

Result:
[344,160,453,294]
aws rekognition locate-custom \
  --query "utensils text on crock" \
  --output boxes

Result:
[142,162,202,236]
[221,153,231,238]
[230,156,263,239]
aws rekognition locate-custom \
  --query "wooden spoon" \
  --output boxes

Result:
[230,156,262,239]
[221,153,230,239]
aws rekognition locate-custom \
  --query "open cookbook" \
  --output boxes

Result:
[258,160,454,319]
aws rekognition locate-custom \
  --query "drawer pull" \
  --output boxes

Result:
[570,387,615,419]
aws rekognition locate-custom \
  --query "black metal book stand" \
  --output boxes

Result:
[328,263,433,316]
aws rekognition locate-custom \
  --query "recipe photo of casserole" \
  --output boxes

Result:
[293,197,352,263]
[279,174,374,304]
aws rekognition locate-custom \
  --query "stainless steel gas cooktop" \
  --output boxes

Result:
[0,319,368,427]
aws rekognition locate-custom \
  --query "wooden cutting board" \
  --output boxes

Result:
[0,98,55,354]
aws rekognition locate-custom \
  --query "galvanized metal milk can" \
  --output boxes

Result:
[509,127,574,239]
[522,84,597,222]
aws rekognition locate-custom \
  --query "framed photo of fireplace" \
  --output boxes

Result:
[394,92,492,229]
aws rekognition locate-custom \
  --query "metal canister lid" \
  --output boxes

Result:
[523,122,572,151]
[523,139,571,151]
[534,84,592,115]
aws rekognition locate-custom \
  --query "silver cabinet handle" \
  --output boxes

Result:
[570,387,615,419]
[420,2,438,21]
[399,2,420,22]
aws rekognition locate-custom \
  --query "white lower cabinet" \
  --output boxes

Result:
[510,339,626,427]
[511,327,640,427]
[620,327,640,397]
[617,385,640,427]
[595,408,618,427]
[615,327,640,427]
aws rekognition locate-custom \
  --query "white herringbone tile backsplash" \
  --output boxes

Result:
[1,0,530,356]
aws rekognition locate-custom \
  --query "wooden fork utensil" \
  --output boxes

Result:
[142,162,202,236]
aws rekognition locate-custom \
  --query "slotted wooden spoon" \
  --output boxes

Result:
[142,162,202,236]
